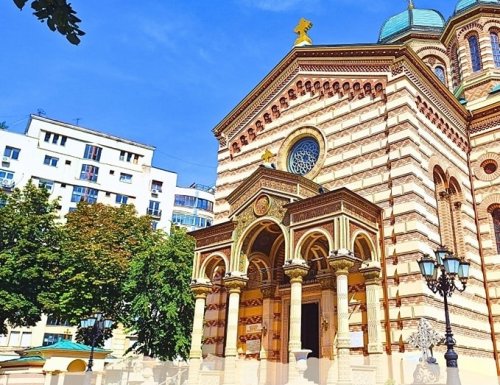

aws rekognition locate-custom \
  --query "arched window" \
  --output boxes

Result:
[493,208,500,254]
[434,66,446,84]
[451,44,461,88]
[490,32,500,68]
[468,35,482,72]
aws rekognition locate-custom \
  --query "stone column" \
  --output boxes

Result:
[188,280,212,385]
[318,273,336,385]
[283,260,309,382]
[223,275,248,385]
[259,284,276,385]
[328,250,355,385]
[43,372,52,385]
[360,262,384,385]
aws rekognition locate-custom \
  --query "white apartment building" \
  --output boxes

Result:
[172,183,215,232]
[0,115,177,231]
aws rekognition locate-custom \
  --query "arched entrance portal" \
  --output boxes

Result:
[238,220,285,360]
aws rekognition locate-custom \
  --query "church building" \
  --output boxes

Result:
[188,1,500,383]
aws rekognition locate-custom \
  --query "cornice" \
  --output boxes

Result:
[189,221,236,242]
[212,45,469,141]
[225,167,323,207]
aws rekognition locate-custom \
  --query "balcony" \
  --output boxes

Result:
[0,179,15,190]
[147,208,162,218]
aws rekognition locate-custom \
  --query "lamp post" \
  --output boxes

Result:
[80,312,114,372]
[417,246,470,385]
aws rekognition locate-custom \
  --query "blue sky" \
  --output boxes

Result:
[1,0,456,186]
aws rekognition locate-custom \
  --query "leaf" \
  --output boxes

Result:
[13,0,28,9]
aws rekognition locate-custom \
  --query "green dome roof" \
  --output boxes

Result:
[455,0,500,14]
[379,7,445,43]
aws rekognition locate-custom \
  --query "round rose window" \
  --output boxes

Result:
[482,160,498,175]
[287,138,320,175]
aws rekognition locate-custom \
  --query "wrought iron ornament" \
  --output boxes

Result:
[287,138,320,175]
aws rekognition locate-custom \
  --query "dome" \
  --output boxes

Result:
[455,0,500,14]
[379,7,445,43]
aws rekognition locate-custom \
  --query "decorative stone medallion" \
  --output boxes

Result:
[254,194,271,217]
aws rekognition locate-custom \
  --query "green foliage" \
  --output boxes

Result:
[13,0,84,45]
[0,181,62,334]
[122,227,195,360]
[48,203,156,324]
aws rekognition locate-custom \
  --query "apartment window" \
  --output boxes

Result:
[172,213,212,228]
[151,221,158,230]
[468,35,482,72]
[38,179,54,192]
[80,164,99,182]
[43,132,68,146]
[0,334,7,346]
[44,155,59,167]
[9,331,20,346]
[20,332,32,347]
[68,207,77,213]
[46,315,71,326]
[174,195,213,212]
[151,180,163,192]
[4,146,20,160]
[83,144,102,162]
[147,200,161,217]
[120,151,140,164]
[42,333,70,346]
[119,173,133,183]
[71,186,98,203]
[116,194,128,205]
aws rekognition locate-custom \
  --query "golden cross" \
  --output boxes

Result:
[261,149,274,163]
[294,18,313,46]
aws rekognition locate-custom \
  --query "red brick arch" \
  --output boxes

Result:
[478,194,500,220]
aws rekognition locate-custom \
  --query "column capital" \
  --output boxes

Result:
[328,249,358,275]
[191,280,212,299]
[360,262,381,285]
[283,260,309,283]
[260,283,276,299]
[224,274,248,293]
[317,272,335,290]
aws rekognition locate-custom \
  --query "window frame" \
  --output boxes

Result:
[468,34,482,72]
[83,144,103,162]
[43,155,59,167]
[79,164,99,182]
[4,146,20,160]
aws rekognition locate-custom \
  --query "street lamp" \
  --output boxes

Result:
[80,312,114,372]
[418,246,470,385]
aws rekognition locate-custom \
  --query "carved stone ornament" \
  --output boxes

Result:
[223,275,248,293]
[328,257,355,276]
[283,262,309,283]
[317,272,335,290]
[360,263,381,285]
[260,284,277,299]
[191,281,212,298]
[254,194,271,217]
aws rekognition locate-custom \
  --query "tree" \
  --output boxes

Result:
[0,121,8,130]
[0,181,62,334]
[122,227,195,360]
[47,203,156,325]
[12,0,84,45]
